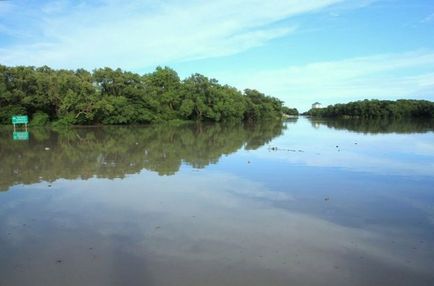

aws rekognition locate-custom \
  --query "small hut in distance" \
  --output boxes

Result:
[311,102,322,109]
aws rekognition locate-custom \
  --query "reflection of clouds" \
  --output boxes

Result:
[2,172,433,285]
[219,175,294,202]
[292,150,434,177]
[252,119,434,177]
[413,141,434,156]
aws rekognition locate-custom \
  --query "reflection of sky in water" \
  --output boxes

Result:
[1,119,434,286]
[236,118,434,177]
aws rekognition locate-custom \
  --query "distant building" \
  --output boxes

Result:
[312,102,322,109]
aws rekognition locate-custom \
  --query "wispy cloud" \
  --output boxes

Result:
[0,0,353,69]
[214,50,434,110]
[421,12,434,23]
[0,1,13,11]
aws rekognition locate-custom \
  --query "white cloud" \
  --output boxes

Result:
[213,51,434,110]
[0,0,348,69]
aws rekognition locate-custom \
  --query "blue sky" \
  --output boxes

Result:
[0,0,433,111]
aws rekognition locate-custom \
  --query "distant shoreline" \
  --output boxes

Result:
[303,99,434,118]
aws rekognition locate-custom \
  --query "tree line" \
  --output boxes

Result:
[304,99,434,118]
[0,65,297,125]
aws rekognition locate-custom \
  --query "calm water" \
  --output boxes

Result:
[1,118,434,286]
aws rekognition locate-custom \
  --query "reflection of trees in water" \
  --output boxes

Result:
[308,117,434,134]
[0,121,285,191]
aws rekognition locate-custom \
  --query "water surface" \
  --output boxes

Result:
[1,118,434,286]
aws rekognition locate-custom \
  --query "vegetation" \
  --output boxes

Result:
[0,65,294,125]
[282,106,299,116]
[0,121,285,191]
[304,99,434,118]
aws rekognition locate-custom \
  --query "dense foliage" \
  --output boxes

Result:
[0,65,292,125]
[282,106,299,116]
[305,99,434,118]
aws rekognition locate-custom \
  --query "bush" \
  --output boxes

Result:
[52,113,76,128]
[31,112,50,126]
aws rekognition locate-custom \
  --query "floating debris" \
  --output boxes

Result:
[268,147,303,152]
[324,197,330,201]
[44,147,50,151]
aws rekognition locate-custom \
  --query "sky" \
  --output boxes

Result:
[0,0,433,111]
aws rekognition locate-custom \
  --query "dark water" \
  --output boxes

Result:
[1,118,434,286]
